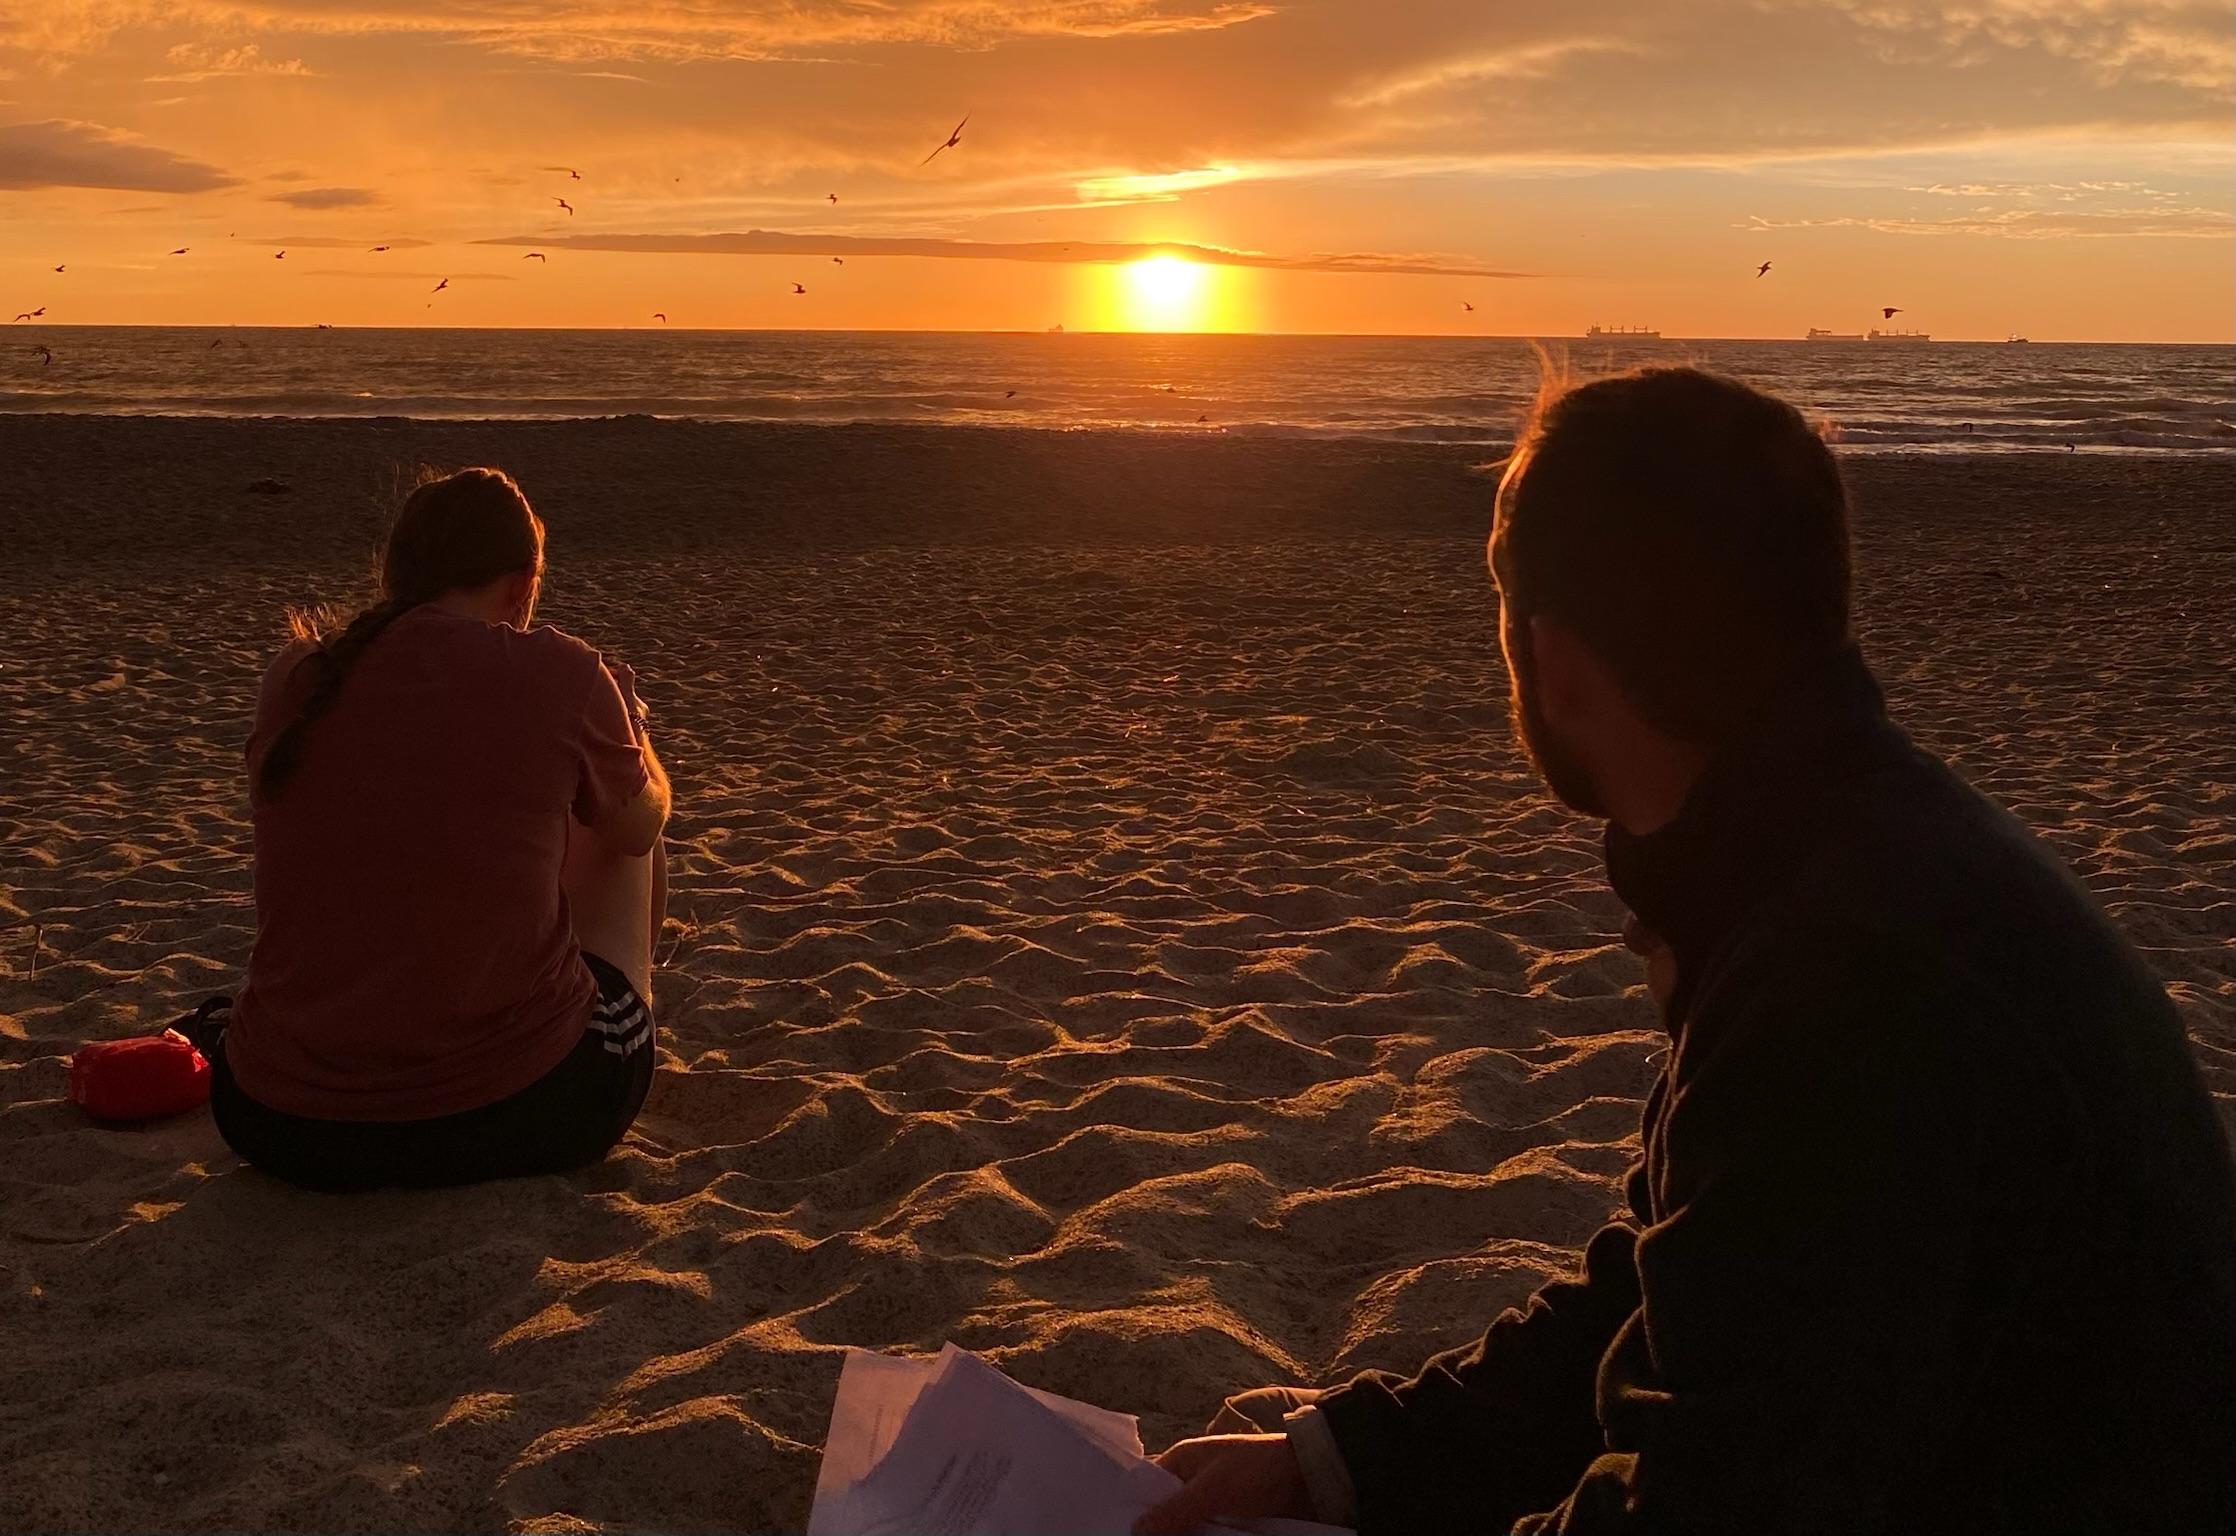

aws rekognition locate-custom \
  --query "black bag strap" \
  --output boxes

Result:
[167,995,233,1057]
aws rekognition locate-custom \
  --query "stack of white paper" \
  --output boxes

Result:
[807,1344,1352,1536]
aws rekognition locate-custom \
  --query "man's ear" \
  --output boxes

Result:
[1527,613,1618,730]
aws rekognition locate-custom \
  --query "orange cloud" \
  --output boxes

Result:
[148,42,316,81]
[1743,206,2233,239]
[0,118,238,191]
[13,1,1274,65]
[475,228,1528,277]
[268,185,382,208]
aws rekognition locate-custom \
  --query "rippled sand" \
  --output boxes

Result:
[2,419,2229,1532]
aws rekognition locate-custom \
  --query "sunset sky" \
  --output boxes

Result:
[2,2,2230,339]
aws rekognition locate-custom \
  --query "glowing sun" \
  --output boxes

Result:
[1118,254,1211,331]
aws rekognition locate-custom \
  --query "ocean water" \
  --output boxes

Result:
[6,328,2231,454]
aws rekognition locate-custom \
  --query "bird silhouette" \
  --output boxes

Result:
[275,250,286,260]
[555,197,574,216]
[34,344,53,365]
[1461,301,1475,312]
[546,166,582,180]
[12,307,43,321]
[653,312,667,323]
[832,256,845,265]
[1755,261,1772,278]
[431,277,450,294]
[827,192,839,204]
[791,283,807,295]
[1004,390,1016,398]
[523,252,547,262]
[53,264,64,273]
[1882,306,1902,319]
[2064,441,2076,453]
[169,247,189,255]
[370,245,391,253]
[209,338,224,348]
[921,114,969,165]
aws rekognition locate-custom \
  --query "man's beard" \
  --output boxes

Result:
[1507,647,1608,817]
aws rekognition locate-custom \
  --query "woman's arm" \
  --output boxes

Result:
[244,637,324,784]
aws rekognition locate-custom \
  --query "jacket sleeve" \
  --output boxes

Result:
[1311,1138,1654,1536]
[1512,934,1999,1536]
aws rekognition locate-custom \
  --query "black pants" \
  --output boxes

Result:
[209,954,654,1192]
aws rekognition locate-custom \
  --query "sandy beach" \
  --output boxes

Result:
[1,417,2229,1533]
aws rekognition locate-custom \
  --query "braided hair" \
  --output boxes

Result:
[256,468,545,800]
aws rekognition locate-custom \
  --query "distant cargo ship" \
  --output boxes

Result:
[1584,324,1661,339]
[2006,334,2030,344]
[1869,328,1932,342]
[1806,327,1863,340]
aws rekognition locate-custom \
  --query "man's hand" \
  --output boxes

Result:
[1622,912,1678,1013]
[1133,1433,1310,1536]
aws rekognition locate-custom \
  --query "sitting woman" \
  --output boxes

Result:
[208,467,671,1191]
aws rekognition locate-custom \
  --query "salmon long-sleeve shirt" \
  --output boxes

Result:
[230,609,649,1121]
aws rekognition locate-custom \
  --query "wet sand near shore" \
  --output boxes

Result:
[2,417,2229,1532]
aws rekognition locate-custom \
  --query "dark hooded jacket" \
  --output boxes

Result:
[1313,647,2236,1535]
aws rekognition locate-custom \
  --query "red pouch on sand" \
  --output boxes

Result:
[68,1030,210,1122]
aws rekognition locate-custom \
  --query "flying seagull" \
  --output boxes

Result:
[53,264,64,273]
[12,307,43,321]
[170,247,189,255]
[791,282,807,294]
[832,256,845,265]
[653,312,667,323]
[1460,300,1475,312]
[275,250,286,260]
[523,252,547,262]
[431,277,450,294]
[828,192,839,204]
[370,245,391,253]
[1882,306,1902,319]
[555,197,574,216]
[1755,261,1772,278]
[921,114,969,165]
[546,166,582,180]
[34,344,52,365]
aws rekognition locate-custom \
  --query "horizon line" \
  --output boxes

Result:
[11,321,2229,346]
